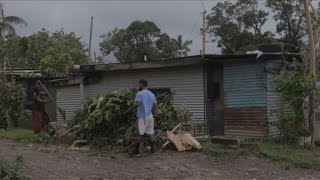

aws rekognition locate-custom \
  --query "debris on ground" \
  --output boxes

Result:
[69,140,90,152]
[167,132,202,151]
[161,123,202,151]
[1,139,319,179]
[55,126,76,138]
[67,89,192,148]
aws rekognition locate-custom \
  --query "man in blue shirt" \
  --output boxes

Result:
[128,79,157,156]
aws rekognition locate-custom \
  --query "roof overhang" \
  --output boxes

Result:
[80,55,204,72]
[78,53,303,73]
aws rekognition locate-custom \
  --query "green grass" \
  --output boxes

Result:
[202,141,249,156]
[0,128,39,142]
[259,141,320,168]
[204,140,320,168]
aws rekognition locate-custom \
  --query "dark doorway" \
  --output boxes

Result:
[206,64,224,136]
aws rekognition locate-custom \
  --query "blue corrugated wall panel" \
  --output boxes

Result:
[224,63,267,108]
[266,62,283,91]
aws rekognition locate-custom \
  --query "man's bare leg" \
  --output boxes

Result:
[133,135,142,156]
[149,134,155,153]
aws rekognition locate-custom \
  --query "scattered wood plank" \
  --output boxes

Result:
[160,123,182,151]
[69,140,90,152]
[55,127,75,138]
[167,132,202,151]
[160,123,202,152]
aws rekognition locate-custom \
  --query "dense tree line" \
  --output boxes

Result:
[99,20,192,63]
[0,0,316,74]
[206,0,308,54]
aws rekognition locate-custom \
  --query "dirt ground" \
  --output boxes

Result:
[0,139,319,180]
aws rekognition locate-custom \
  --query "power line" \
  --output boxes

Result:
[200,0,206,11]
[191,12,202,34]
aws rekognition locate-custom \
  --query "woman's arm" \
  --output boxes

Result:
[36,96,52,103]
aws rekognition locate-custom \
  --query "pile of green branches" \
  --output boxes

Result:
[69,89,192,147]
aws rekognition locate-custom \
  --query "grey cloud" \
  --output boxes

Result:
[3,0,218,60]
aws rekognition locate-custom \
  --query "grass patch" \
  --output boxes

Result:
[203,139,320,168]
[202,141,249,156]
[0,128,39,142]
[259,141,320,168]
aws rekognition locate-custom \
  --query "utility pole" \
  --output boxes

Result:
[201,10,206,56]
[88,16,93,64]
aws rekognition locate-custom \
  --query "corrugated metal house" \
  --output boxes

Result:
[52,54,320,140]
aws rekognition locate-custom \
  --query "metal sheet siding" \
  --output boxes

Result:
[56,85,82,122]
[267,71,279,136]
[266,64,292,137]
[267,92,290,136]
[223,62,268,137]
[224,63,267,108]
[84,66,205,124]
[224,108,268,137]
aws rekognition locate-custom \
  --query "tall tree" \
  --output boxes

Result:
[172,35,192,52]
[0,3,27,40]
[1,29,87,76]
[100,20,160,63]
[266,0,306,47]
[100,20,191,62]
[0,35,28,68]
[156,33,178,58]
[207,0,274,55]
[302,0,320,148]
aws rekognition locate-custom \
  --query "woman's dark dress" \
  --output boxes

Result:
[31,97,50,133]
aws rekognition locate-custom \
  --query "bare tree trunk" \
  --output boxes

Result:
[304,0,316,148]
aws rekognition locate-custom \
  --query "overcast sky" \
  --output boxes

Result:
[2,0,222,61]
[3,0,309,62]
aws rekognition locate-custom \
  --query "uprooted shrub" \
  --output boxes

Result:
[68,89,192,148]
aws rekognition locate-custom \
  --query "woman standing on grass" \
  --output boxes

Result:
[31,87,52,133]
